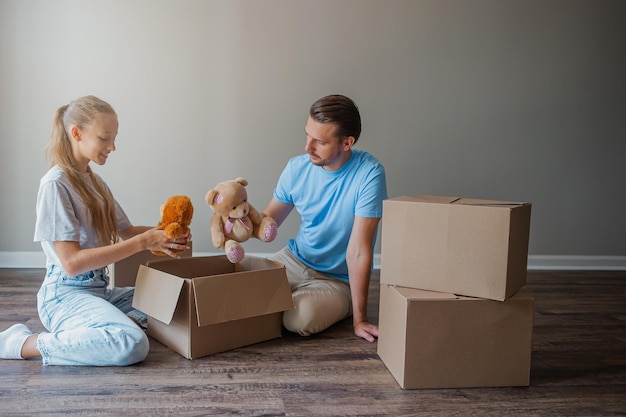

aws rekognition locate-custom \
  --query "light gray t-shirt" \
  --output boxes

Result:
[34,165,131,271]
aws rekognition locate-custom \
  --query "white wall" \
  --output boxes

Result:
[1,0,625,267]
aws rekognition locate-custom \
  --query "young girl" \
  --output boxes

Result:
[0,95,190,366]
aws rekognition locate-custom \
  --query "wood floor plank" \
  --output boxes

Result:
[1,268,625,416]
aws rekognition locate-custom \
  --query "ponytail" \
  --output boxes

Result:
[46,104,71,169]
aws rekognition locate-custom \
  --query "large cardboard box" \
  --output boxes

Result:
[377,284,534,389]
[380,195,531,301]
[112,243,192,287]
[132,255,294,359]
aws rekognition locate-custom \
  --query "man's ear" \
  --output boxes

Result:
[70,125,81,141]
[343,136,356,150]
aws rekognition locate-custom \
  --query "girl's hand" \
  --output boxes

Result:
[145,228,191,258]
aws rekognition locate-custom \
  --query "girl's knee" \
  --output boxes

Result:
[113,327,149,366]
[130,331,150,364]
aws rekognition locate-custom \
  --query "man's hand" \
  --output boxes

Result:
[354,321,379,343]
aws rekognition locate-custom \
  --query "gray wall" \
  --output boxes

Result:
[1,0,625,262]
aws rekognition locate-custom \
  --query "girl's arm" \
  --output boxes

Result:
[54,226,190,276]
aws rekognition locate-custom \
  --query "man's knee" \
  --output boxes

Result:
[283,299,317,336]
[283,290,349,336]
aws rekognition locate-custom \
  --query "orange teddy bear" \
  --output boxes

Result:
[151,195,194,256]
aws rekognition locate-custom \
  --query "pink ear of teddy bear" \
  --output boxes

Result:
[215,194,223,204]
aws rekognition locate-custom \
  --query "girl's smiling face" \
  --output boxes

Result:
[71,112,118,171]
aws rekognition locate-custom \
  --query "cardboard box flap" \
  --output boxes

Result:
[132,264,185,325]
[145,256,235,278]
[390,195,527,207]
[454,198,528,207]
[192,268,294,327]
[394,286,459,300]
[392,195,460,204]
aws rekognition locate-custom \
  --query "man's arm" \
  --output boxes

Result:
[261,197,294,227]
[346,215,381,342]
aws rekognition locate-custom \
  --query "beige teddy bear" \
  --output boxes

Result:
[205,177,277,263]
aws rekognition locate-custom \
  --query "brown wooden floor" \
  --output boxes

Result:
[1,268,625,416]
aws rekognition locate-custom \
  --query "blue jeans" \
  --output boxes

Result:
[36,266,149,366]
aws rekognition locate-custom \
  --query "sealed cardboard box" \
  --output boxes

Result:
[380,195,531,301]
[132,255,294,359]
[377,284,534,389]
[111,243,192,287]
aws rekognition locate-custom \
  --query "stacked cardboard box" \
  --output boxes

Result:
[377,195,534,389]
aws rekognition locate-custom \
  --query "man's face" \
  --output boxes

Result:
[304,116,351,171]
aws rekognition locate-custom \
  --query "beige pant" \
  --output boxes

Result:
[269,247,352,336]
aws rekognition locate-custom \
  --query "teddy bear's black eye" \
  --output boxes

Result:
[233,206,236,210]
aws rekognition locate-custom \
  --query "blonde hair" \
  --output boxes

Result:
[46,95,119,246]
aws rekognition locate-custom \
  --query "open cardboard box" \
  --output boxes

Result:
[377,284,534,389]
[132,255,294,359]
[380,195,531,301]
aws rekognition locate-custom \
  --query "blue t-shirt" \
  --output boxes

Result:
[33,165,131,272]
[273,149,387,282]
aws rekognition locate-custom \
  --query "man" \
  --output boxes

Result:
[262,94,388,342]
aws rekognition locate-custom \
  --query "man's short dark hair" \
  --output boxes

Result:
[309,95,361,142]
